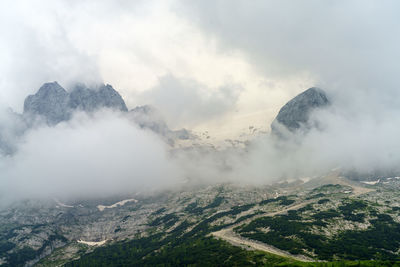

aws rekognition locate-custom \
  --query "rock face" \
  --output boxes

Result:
[68,84,128,112]
[21,81,193,146]
[24,82,70,124]
[271,87,329,137]
[23,82,128,125]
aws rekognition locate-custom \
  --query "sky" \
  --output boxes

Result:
[2,1,399,133]
[0,0,400,202]
[0,0,318,136]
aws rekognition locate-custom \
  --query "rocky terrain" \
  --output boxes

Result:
[1,171,400,266]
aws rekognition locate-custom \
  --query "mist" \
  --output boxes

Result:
[0,110,183,203]
[1,1,400,203]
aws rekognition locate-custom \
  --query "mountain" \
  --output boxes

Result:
[2,84,400,266]
[68,84,128,112]
[20,81,193,148]
[0,81,194,156]
[23,82,128,125]
[23,82,70,125]
[271,87,329,137]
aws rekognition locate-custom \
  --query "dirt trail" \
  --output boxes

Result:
[325,171,375,197]
[339,179,374,197]
[212,201,314,262]
[212,172,374,262]
[213,228,313,262]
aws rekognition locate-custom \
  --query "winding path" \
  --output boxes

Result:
[212,175,373,262]
[211,201,315,262]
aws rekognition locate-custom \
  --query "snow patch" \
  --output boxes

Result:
[97,199,138,211]
[299,177,311,183]
[54,198,74,208]
[78,240,107,246]
[361,179,380,185]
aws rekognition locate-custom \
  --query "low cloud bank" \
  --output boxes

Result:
[1,97,400,204]
[0,110,183,203]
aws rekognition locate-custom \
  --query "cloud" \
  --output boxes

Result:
[0,0,102,111]
[179,0,400,92]
[0,110,183,203]
[0,0,302,131]
[138,75,242,128]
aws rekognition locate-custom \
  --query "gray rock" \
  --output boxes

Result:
[68,84,98,111]
[24,82,70,125]
[271,87,329,137]
[23,82,128,125]
[22,82,193,147]
[69,84,128,112]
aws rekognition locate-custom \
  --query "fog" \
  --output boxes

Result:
[0,110,183,203]
[1,1,400,202]
[140,75,242,128]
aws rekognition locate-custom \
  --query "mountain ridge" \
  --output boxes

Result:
[0,82,193,155]
[23,82,128,125]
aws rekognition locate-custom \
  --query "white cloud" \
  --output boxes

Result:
[0,110,182,202]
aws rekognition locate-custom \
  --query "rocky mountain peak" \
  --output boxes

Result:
[19,82,193,146]
[68,84,127,112]
[271,87,330,137]
[95,84,128,112]
[35,81,67,96]
[23,82,70,124]
[23,82,128,125]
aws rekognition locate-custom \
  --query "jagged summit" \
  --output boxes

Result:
[23,82,128,124]
[271,87,329,137]
[18,82,194,147]
[33,81,67,96]
[24,82,70,124]
[69,84,128,112]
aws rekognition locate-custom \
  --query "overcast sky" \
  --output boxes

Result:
[2,1,399,131]
[1,0,400,202]
[2,1,399,128]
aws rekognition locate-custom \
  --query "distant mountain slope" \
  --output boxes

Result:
[129,105,194,145]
